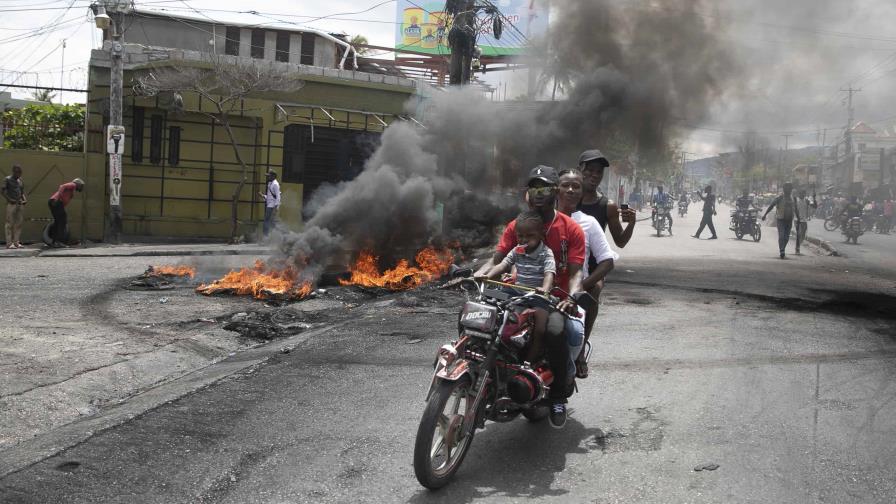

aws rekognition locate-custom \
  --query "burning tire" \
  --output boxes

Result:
[414,376,474,489]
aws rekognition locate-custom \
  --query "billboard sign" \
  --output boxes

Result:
[395,0,549,57]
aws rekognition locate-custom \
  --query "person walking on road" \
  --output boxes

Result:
[47,178,84,248]
[692,185,718,239]
[259,171,281,238]
[794,188,817,255]
[3,164,26,248]
[762,182,800,259]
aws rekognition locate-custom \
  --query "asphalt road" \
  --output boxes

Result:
[2,207,896,503]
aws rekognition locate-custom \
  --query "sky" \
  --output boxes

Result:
[2,0,896,160]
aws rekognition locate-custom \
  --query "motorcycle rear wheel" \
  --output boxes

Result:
[414,377,475,489]
[522,404,549,422]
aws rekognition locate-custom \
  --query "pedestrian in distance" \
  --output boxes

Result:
[762,182,800,259]
[259,170,281,238]
[692,185,718,239]
[2,164,26,249]
[47,178,83,248]
[794,188,817,255]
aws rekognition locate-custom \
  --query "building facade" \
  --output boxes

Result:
[86,10,420,239]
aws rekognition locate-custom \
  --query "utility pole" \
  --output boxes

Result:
[94,1,128,242]
[841,86,860,155]
[779,134,792,189]
[60,39,65,96]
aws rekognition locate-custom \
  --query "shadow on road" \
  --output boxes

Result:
[407,417,603,503]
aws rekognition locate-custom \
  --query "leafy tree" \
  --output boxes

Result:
[2,104,84,151]
[30,89,56,103]
[350,35,370,56]
[136,56,303,242]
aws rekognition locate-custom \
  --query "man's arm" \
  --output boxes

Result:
[583,258,614,292]
[762,197,779,220]
[606,201,635,248]
[474,222,514,276]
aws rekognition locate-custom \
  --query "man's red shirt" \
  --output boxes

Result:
[497,210,585,293]
[51,182,77,207]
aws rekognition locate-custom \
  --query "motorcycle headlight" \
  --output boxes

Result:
[437,344,458,367]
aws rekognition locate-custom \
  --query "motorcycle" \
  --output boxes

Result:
[842,216,863,244]
[678,201,688,217]
[653,205,671,237]
[823,216,840,232]
[413,273,594,489]
[730,208,761,242]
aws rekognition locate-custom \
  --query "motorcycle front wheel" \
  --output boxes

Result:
[752,225,762,242]
[824,218,838,231]
[414,377,475,489]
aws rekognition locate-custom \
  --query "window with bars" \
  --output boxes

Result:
[251,29,265,59]
[224,26,240,56]
[131,106,144,163]
[149,114,163,165]
[276,31,290,63]
[168,126,181,166]
[300,32,315,65]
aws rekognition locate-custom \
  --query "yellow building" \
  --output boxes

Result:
[85,10,421,239]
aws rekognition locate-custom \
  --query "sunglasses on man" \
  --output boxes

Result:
[527,186,557,197]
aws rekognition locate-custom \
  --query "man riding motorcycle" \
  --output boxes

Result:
[475,165,586,429]
[652,185,674,235]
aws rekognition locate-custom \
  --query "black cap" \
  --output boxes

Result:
[527,165,559,186]
[578,149,610,168]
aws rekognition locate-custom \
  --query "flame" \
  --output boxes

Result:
[196,260,313,300]
[340,246,454,291]
[148,265,196,279]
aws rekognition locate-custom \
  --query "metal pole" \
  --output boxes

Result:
[108,10,124,242]
[60,39,65,98]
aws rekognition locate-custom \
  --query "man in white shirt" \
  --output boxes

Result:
[259,171,281,238]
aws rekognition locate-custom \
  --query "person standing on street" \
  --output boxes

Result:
[794,188,817,255]
[47,178,84,248]
[762,182,800,259]
[3,164,26,249]
[259,171,281,238]
[692,185,718,239]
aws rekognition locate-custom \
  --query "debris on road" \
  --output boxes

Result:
[694,463,720,472]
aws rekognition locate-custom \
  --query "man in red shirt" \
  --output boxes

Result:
[47,178,84,248]
[476,165,586,428]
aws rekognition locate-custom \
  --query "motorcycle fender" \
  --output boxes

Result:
[425,360,472,402]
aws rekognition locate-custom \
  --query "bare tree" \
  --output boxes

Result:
[135,56,303,242]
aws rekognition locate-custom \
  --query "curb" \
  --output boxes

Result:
[0,319,350,479]
[37,247,270,258]
[788,227,840,257]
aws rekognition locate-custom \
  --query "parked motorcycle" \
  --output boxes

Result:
[842,216,863,244]
[730,209,761,242]
[414,273,594,489]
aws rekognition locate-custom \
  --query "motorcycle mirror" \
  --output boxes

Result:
[450,265,473,278]
[572,291,597,312]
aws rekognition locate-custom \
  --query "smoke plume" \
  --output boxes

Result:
[278,0,738,272]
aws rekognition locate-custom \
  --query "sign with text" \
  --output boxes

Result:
[394,0,548,57]
[110,153,122,206]
[106,125,125,155]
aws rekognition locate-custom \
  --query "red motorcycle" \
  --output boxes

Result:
[413,271,593,489]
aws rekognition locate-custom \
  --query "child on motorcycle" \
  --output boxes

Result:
[479,210,555,363]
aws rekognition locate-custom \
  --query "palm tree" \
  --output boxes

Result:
[31,89,55,103]
[349,35,370,56]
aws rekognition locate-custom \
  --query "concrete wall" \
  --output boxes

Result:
[0,150,105,244]
[117,14,340,68]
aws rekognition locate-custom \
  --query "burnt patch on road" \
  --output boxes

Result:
[587,406,667,453]
[54,461,81,472]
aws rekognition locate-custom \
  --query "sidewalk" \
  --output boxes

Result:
[0,242,270,258]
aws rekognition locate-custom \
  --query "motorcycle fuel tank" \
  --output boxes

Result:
[459,301,498,333]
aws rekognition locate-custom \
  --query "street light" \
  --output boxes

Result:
[93,5,111,30]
